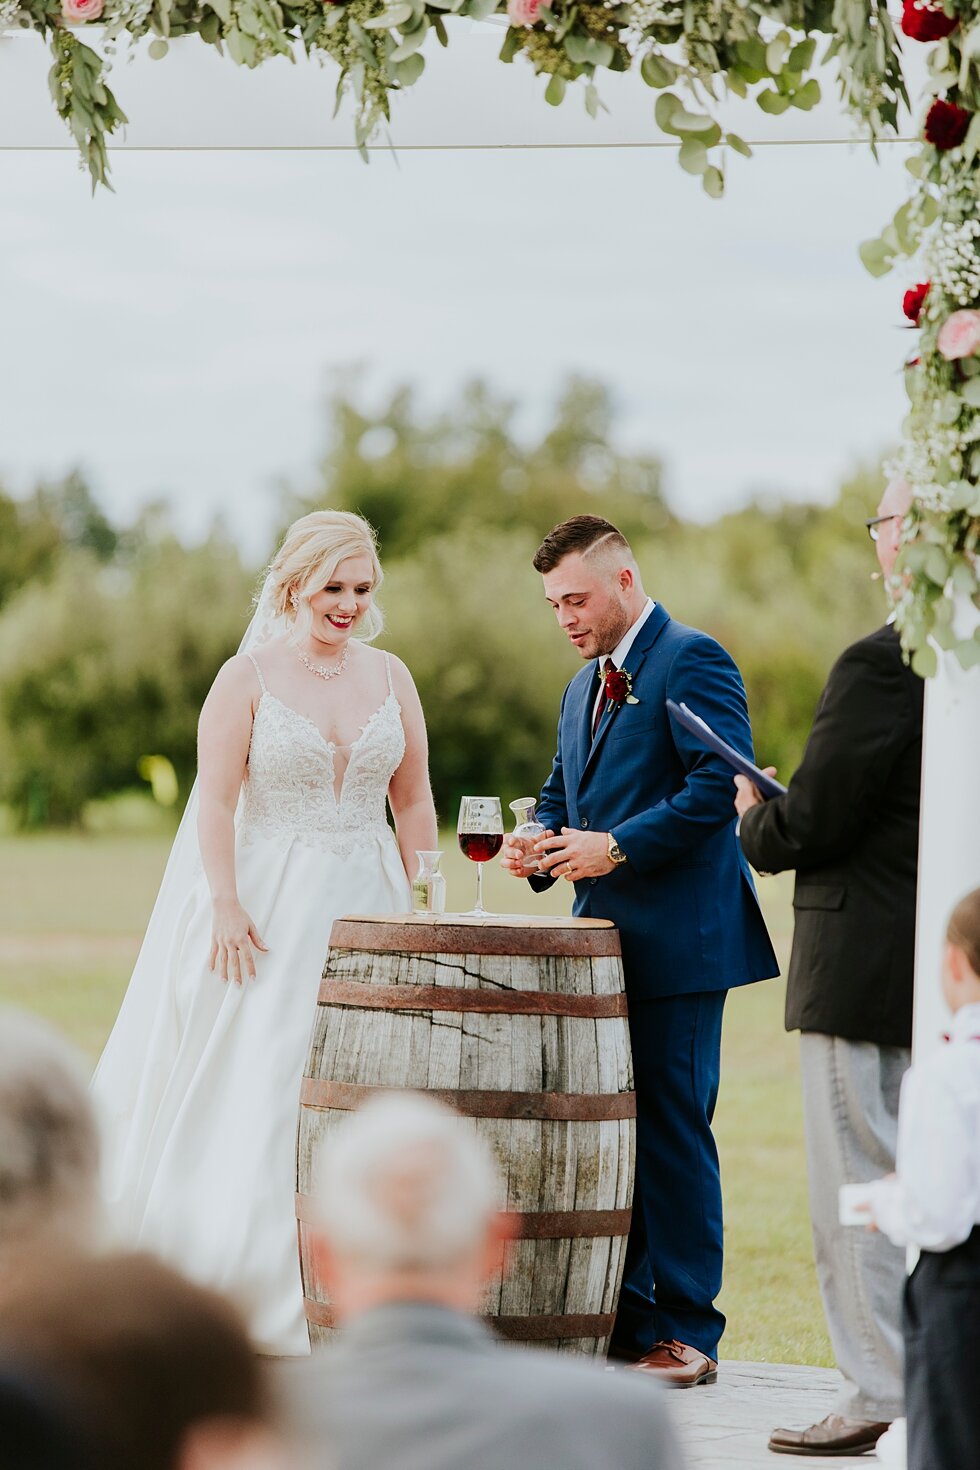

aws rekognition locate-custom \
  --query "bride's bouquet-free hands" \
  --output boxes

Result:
[209,898,269,986]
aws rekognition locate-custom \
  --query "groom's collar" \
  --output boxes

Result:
[605,597,657,669]
[576,600,668,779]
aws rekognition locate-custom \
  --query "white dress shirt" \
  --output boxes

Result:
[591,598,657,732]
[866,1000,980,1251]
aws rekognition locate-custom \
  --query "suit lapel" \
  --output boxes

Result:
[580,604,671,783]
[567,667,597,793]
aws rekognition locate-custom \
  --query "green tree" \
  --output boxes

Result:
[0,470,120,614]
[0,410,895,829]
[0,489,62,613]
[291,376,671,560]
[637,462,889,775]
[381,527,578,819]
[0,529,254,826]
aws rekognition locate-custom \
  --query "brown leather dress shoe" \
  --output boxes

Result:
[631,1339,718,1387]
[768,1414,890,1456]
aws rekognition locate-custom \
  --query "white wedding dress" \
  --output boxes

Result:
[91,649,411,1355]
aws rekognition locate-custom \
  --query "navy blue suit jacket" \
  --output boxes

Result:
[532,604,778,1001]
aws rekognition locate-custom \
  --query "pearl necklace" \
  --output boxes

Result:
[293,642,351,682]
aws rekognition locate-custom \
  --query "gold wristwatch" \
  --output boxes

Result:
[607,834,628,866]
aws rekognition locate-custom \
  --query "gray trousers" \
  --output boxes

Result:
[799,1032,910,1422]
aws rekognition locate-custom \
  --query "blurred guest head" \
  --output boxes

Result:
[312,1093,509,1322]
[0,1360,99,1470]
[944,886,980,1012]
[874,478,913,587]
[269,509,384,642]
[532,515,647,661]
[0,1009,101,1271]
[0,1252,293,1470]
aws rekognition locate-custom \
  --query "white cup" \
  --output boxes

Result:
[838,1182,875,1226]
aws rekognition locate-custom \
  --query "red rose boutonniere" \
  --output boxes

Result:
[601,665,640,713]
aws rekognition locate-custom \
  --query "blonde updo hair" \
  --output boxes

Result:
[269,510,384,643]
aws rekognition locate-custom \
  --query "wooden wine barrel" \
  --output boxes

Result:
[296,913,635,1357]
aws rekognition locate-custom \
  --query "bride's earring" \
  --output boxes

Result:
[289,590,299,611]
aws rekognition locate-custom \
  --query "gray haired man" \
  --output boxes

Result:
[0,1008,102,1280]
[280,1094,688,1470]
[735,479,923,1457]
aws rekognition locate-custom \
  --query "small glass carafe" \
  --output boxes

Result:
[509,797,546,873]
[412,850,447,914]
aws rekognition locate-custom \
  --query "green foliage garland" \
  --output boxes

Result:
[9,0,903,189]
[47,28,128,186]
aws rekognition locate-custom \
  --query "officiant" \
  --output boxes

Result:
[502,514,778,1387]
[735,478,924,1458]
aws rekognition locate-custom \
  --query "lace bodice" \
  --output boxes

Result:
[239,653,405,856]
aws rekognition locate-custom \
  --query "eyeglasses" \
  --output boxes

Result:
[865,515,902,543]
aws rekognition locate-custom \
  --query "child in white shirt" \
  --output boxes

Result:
[863,886,980,1470]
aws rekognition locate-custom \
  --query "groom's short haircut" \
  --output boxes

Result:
[0,1009,101,1257]
[313,1093,502,1271]
[532,515,633,574]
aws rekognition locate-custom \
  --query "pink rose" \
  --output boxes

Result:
[937,309,980,360]
[507,0,543,26]
[62,0,104,19]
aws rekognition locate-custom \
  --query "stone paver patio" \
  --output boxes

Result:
[665,1361,877,1469]
[278,1351,883,1467]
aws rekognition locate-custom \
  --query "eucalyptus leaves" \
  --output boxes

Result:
[629,0,901,198]
[9,0,907,193]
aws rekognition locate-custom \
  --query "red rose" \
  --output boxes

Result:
[901,0,958,42]
[925,98,971,150]
[605,668,630,704]
[903,282,930,324]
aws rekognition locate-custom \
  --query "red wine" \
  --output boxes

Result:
[458,832,503,863]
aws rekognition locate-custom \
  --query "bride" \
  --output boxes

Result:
[91,510,436,1355]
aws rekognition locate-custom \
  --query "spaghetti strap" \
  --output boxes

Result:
[384,651,394,696]
[245,650,267,694]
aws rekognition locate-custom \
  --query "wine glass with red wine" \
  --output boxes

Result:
[457,796,504,918]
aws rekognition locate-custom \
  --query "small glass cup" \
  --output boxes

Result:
[412,850,447,915]
[509,797,546,873]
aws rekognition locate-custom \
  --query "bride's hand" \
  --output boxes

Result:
[209,899,269,986]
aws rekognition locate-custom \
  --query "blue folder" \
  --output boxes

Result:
[666,699,788,801]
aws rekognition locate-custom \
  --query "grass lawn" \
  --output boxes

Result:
[0,831,830,1367]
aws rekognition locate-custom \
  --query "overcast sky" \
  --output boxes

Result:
[0,135,914,558]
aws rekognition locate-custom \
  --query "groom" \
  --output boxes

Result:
[502,515,778,1384]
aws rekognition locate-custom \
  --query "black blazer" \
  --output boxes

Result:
[738,624,923,1048]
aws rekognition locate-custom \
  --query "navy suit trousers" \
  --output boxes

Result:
[611,990,727,1361]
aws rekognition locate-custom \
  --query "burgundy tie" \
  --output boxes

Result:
[592,658,615,740]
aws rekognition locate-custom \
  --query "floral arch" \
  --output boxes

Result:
[5,0,980,667]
